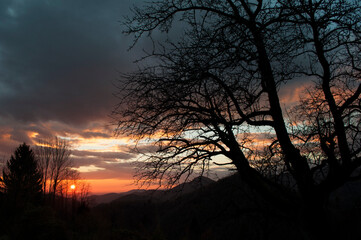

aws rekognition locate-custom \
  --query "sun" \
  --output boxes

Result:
[70,184,76,190]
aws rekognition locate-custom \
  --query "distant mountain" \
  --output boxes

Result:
[90,176,215,206]
[89,174,361,240]
[91,174,299,240]
[170,176,216,195]
[145,175,216,202]
[89,189,148,206]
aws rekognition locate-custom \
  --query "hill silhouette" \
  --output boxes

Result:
[83,174,361,240]
[89,175,305,240]
[90,176,215,206]
[5,173,357,240]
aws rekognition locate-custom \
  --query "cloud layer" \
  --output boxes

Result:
[0,0,310,193]
[0,0,145,192]
[0,0,134,126]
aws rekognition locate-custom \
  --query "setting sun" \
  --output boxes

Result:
[70,184,76,190]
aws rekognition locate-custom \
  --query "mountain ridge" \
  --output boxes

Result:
[90,176,216,206]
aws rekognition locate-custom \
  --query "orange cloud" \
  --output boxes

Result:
[279,80,313,106]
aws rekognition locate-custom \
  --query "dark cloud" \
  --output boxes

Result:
[0,0,137,126]
[117,142,158,153]
[70,155,136,180]
[78,131,112,139]
[0,0,196,186]
[71,149,135,161]
[0,0,149,171]
[86,160,135,179]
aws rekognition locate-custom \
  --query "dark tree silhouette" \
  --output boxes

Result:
[1,143,43,208]
[114,0,361,238]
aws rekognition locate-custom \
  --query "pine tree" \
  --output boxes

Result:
[1,143,43,208]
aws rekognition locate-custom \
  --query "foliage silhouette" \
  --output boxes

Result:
[1,143,42,209]
[0,142,92,240]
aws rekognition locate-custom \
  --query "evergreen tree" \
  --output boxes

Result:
[1,143,43,208]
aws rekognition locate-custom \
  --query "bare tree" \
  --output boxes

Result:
[35,138,53,195]
[57,168,79,199]
[35,137,73,199]
[49,137,72,197]
[114,0,361,237]
[76,181,91,209]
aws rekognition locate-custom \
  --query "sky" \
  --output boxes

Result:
[0,0,155,194]
[0,0,308,195]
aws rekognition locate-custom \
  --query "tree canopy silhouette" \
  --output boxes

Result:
[115,0,361,237]
[1,143,42,208]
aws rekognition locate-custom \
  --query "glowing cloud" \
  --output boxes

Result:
[75,164,106,173]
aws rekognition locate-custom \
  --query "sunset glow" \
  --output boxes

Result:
[0,0,324,197]
[0,1,359,238]
[86,178,137,194]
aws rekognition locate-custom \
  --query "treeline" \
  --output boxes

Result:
[0,141,90,239]
[35,137,90,204]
